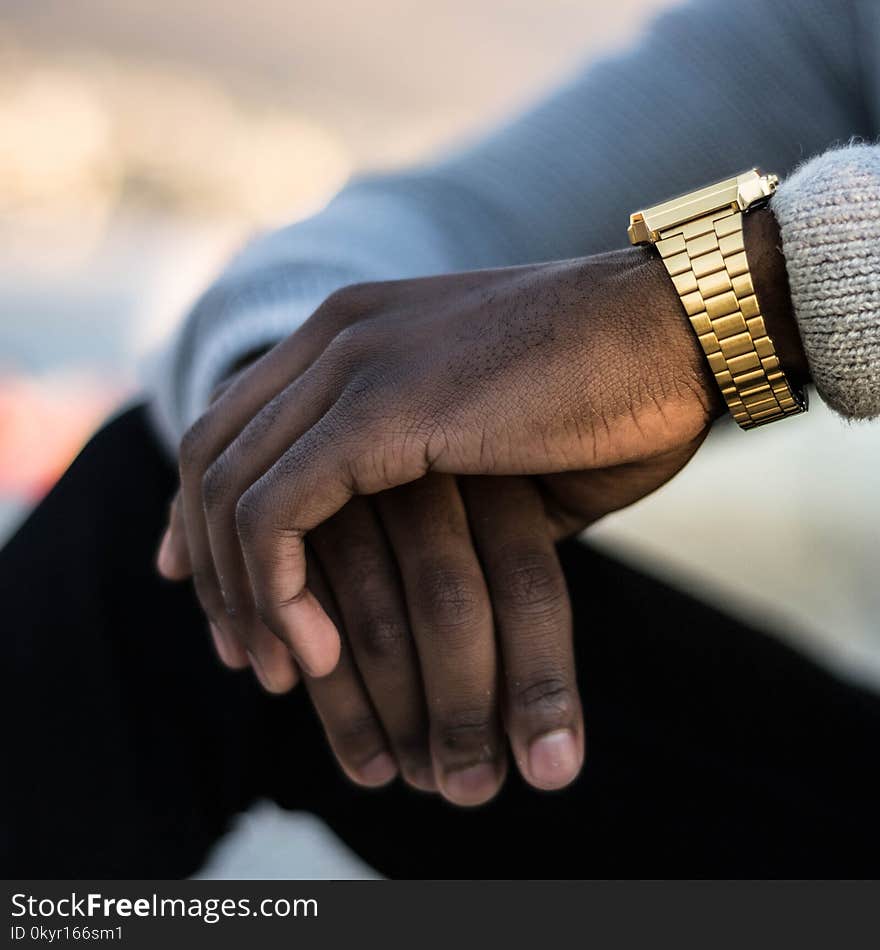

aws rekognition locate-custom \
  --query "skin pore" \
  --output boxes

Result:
[158,202,809,806]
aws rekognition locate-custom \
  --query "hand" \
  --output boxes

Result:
[168,248,717,668]
[165,464,591,803]
[298,451,710,804]
[159,208,804,803]
[300,472,584,802]
[287,255,714,800]
[162,457,699,806]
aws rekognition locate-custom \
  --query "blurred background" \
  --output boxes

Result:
[2,0,878,877]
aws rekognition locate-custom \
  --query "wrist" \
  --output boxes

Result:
[636,246,728,423]
[636,205,809,429]
[743,205,810,387]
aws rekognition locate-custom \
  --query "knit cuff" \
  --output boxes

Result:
[772,143,880,419]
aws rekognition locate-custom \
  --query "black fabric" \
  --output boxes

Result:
[2,406,879,878]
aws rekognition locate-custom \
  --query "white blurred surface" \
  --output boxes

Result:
[195,803,381,880]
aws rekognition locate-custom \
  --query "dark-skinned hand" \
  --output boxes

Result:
[158,208,804,807]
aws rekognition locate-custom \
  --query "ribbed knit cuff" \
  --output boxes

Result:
[772,143,880,419]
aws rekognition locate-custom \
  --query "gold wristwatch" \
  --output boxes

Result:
[628,169,807,429]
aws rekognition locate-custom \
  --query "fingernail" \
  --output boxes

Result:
[528,729,580,790]
[156,527,174,576]
[358,752,397,787]
[246,649,275,692]
[209,622,237,667]
[442,763,499,806]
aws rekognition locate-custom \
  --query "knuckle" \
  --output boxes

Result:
[201,460,231,514]
[329,322,371,361]
[252,581,306,630]
[323,281,382,316]
[414,564,487,635]
[322,286,352,309]
[343,279,383,300]
[511,674,576,724]
[493,548,567,618]
[226,405,277,467]
[353,614,407,662]
[320,284,357,315]
[344,440,396,495]
[435,708,496,756]
[234,485,265,540]
[179,414,214,471]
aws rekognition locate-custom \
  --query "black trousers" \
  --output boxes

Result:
[2,406,879,879]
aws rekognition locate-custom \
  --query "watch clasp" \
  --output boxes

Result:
[735,169,778,210]
[627,211,652,246]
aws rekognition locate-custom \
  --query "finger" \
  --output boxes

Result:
[176,293,367,664]
[463,476,583,791]
[234,386,428,679]
[156,492,192,580]
[200,362,342,682]
[206,347,360,677]
[167,474,297,689]
[375,474,506,807]
[305,556,398,787]
[178,367,281,660]
[207,619,250,671]
[202,338,354,676]
[245,629,301,694]
[310,498,435,792]
[206,552,299,691]
[155,494,289,681]
[204,553,295,686]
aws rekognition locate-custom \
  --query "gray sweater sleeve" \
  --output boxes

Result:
[773,144,880,419]
[150,0,878,444]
